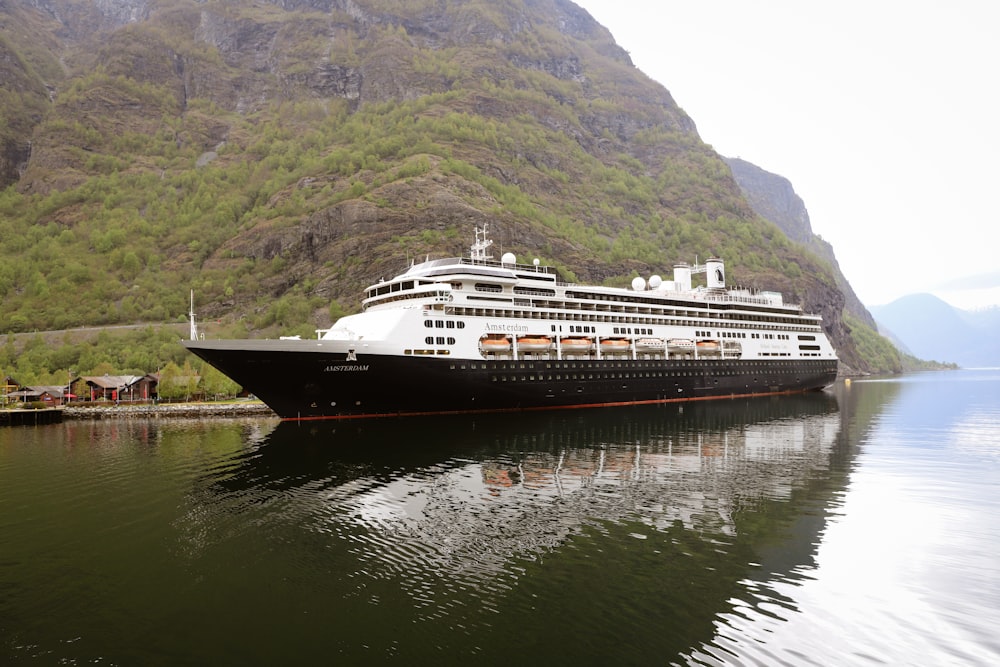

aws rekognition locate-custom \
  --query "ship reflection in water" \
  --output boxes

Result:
[182,392,848,663]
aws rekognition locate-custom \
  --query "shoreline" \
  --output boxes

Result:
[61,402,277,420]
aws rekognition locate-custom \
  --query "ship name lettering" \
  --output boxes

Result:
[325,365,370,372]
[484,322,528,333]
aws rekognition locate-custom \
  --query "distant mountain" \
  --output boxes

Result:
[870,294,1000,367]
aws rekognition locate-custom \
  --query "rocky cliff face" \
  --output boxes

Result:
[0,0,870,369]
[724,157,875,330]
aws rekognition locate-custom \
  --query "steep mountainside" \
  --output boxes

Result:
[724,157,874,329]
[0,0,871,372]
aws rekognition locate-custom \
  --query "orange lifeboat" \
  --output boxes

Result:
[696,340,721,355]
[479,334,512,353]
[559,337,593,352]
[599,338,630,354]
[517,336,553,351]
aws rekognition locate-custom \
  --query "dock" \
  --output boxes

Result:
[0,409,64,426]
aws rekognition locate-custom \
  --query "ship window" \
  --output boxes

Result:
[446,321,455,328]
[458,322,465,329]
[436,337,445,344]
[435,320,444,327]
[425,337,434,344]
[447,337,456,345]
[424,320,433,328]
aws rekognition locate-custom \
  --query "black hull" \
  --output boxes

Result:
[184,341,838,420]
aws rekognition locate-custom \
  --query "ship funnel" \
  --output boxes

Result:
[673,263,691,292]
[706,258,725,289]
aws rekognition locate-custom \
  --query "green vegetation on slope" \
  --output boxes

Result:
[842,312,902,374]
[0,84,814,333]
[0,0,870,377]
[0,325,235,395]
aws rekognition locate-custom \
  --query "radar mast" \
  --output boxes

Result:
[470,224,494,262]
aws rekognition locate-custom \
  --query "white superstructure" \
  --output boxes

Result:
[318,225,838,364]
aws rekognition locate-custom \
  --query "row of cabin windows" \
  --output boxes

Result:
[368,280,415,298]
[425,337,457,345]
[612,327,654,335]
[460,281,791,319]
[445,306,820,333]
[447,359,833,371]
[697,329,749,339]
[489,367,806,382]
[424,320,467,329]
[563,289,792,314]
[423,313,818,345]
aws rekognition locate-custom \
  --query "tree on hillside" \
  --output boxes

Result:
[157,361,199,401]
[199,362,240,400]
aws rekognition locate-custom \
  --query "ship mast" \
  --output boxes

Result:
[189,290,198,341]
[470,224,494,262]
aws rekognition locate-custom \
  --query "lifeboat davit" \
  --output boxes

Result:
[517,336,553,351]
[559,337,593,352]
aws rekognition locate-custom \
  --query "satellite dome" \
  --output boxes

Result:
[501,252,516,265]
[631,276,646,291]
[649,275,662,288]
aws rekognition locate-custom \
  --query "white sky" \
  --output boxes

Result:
[575,0,1000,308]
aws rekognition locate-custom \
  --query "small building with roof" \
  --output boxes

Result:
[82,375,158,402]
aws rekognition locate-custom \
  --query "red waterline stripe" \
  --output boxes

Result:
[280,387,824,422]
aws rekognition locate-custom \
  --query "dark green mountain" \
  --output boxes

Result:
[1,0,880,374]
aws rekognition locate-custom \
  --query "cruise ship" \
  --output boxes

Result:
[183,225,839,419]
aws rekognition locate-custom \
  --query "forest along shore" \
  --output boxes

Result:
[61,402,276,420]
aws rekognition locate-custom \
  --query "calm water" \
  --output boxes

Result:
[2,370,998,666]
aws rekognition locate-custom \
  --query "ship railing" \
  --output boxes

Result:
[461,256,557,274]
[555,281,800,310]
